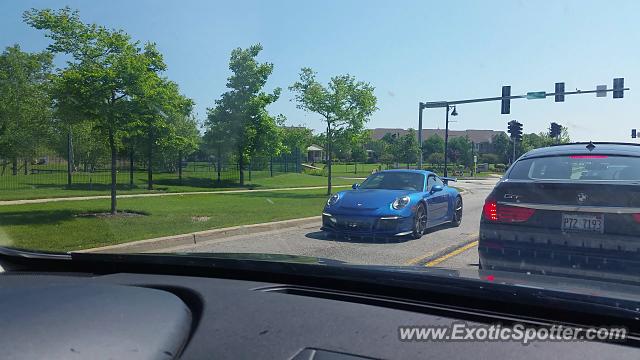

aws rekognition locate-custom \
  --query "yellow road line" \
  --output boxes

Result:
[403,233,477,266]
[425,240,478,267]
[404,250,438,266]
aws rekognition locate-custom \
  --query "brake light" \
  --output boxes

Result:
[633,214,640,223]
[482,198,498,221]
[498,205,536,223]
[483,197,535,223]
[570,155,608,159]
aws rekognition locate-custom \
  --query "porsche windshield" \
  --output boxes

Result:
[359,172,425,191]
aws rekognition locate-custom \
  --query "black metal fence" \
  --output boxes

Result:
[0,149,302,192]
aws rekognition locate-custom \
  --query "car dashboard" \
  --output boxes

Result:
[1,266,639,360]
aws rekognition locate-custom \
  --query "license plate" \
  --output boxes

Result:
[561,214,604,233]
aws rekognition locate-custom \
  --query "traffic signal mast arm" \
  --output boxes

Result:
[422,78,629,111]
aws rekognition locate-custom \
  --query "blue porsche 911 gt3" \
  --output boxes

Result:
[321,169,463,239]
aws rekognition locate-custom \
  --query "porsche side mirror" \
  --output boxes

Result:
[352,183,360,189]
[430,185,443,193]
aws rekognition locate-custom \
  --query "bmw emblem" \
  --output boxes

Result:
[577,192,588,204]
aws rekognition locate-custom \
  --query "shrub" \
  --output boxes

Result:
[479,153,501,164]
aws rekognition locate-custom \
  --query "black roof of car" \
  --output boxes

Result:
[520,142,640,159]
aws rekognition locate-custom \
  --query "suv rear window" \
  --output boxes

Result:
[508,155,640,181]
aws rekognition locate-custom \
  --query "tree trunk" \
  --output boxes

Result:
[11,157,17,176]
[108,128,117,215]
[147,130,153,190]
[326,123,332,195]
[178,151,183,185]
[67,128,73,186]
[129,147,134,187]
[24,160,28,175]
[238,151,245,186]
[216,144,221,184]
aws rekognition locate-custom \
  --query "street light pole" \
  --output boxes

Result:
[444,104,450,177]
[418,102,424,169]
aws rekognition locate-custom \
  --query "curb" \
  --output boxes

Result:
[77,216,321,254]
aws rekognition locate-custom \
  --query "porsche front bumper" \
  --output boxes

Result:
[321,212,414,237]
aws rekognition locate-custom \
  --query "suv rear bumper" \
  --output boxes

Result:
[479,223,640,282]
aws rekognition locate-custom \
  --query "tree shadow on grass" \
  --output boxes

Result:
[153,177,264,190]
[0,209,78,226]
[241,191,326,200]
[0,208,149,226]
[25,183,144,192]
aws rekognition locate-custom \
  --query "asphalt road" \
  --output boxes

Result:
[164,178,499,269]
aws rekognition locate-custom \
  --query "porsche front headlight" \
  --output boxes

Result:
[392,196,410,210]
[327,193,340,206]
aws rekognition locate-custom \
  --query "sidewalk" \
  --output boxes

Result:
[0,185,351,206]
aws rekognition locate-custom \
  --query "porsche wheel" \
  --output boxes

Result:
[411,203,427,239]
[451,196,463,227]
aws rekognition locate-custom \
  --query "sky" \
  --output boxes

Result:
[2,0,639,142]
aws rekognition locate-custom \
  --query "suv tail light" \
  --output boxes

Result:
[483,197,535,223]
[633,214,640,223]
[482,198,498,221]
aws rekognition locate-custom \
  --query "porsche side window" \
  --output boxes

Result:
[427,176,436,191]
[435,177,444,187]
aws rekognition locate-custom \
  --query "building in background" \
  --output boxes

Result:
[306,144,325,163]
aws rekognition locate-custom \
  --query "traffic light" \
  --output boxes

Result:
[633,129,637,139]
[508,120,523,141]
[507,120,515,137]
[501,86,511,114]
[555,82,565,102]
[550,122,562,138]
[514,121,523,142]
[613,78,625,98]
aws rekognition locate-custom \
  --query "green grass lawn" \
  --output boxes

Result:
[0,172,354,201]
[0,188,332,252]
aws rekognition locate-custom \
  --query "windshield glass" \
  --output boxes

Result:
[509,155,640,181]
[2,0,640,308]
[359,172,424,191]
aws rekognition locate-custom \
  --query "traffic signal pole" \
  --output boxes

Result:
[418,79,629,168]
[444,104,450,177]
[418,102,424,169]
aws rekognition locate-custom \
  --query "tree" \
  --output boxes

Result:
[50,120,109,173]
[422,134,444,161]
[281,125,313,157]
[0,45,53,175]
[25,7,169,214]
[205,44,282,186]
[427,152,445,171]
[365,137,387,164]
[448,136,473,167]
[290,68,377,194]
[397,129,420,166]
[203,120,233,183]
[128,74,195,189]
[380,132,402,166]
[491,133,511,164]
